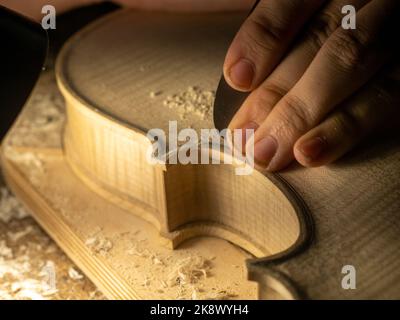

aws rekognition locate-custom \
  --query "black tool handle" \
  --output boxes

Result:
[213,0,260,130]
[0,6,48,140]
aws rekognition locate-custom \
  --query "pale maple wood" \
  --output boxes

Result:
[56,9,306,260]
[1,9,399,300]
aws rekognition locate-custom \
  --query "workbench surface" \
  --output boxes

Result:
[0,174,104,300]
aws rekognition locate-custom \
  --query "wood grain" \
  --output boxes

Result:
[56,9,308,260]
[1,9,399,299]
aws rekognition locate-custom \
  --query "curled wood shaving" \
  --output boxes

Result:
[68,267,84,280]
[167,256,211,288]
[205,290,238,300]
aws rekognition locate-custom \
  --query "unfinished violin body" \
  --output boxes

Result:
[2,9,399,299]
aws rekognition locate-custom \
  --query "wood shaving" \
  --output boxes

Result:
[85,235,113,256]
[149,91,162,98]
[123,245,240,300]
[7,226,34,243]
[0,251,57,300]
[0,66,104,300]
[0,187,30,223]
[7,279,56,300]
[7,71,65,149]
[205,290,238,300]
[167,256,211,288]
[151,255,164,266]
[0,240,13,259]
[127,244,151,257]
[0,256,30,278]
[191,287,199,300]
[68,267,84,280]
[163,86,215,120]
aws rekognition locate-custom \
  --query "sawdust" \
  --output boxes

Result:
[0,239,57,300]
[85,234,113,256]
[7,72,65,149]
[0,240,13,259]
[3,149,45,186]
[163,86,215,121]
[0,66,255,299]
[0,179,105,300]
[166,256,215,300]
[123,238,240,300]
[7,226,34,242]
[166,256,211,288]
[0,187,30,223]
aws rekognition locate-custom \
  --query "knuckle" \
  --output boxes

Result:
[326,28,371,72]
[253,82,288,116]
[241,24,277,55]
[306,10,342,50]
[258,82,288,101]
[274,94,313,136]
[333,109,361,137]
[244,9,291,54]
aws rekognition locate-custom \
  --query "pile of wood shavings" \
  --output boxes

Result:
[124,239,239,300]
[163,86,215,120]
[3,149,45,187]
[167,255,211,300]
[168,256,238,300]
[0,184,104,300]
[166,256,210,288]
[0,188,56,299]
[8,72,65,149]
[0,188,30,224]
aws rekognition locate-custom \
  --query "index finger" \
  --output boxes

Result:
[223,0,325,91]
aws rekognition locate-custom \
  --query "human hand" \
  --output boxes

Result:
[224,0,400,171]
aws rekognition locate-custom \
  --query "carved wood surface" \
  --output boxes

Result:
[1,10,399,299]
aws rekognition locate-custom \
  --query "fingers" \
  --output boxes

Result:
[228,0,370,131]
[294,63,400,167]
[251,0,399,171]
[223,0,324,91]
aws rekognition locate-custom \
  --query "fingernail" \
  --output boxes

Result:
[298,137,326,161]
[229,59,255,90]
[254,135,278,167]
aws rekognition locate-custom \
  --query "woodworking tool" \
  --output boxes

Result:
[213,0,260,131]
[0,6,48,141]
